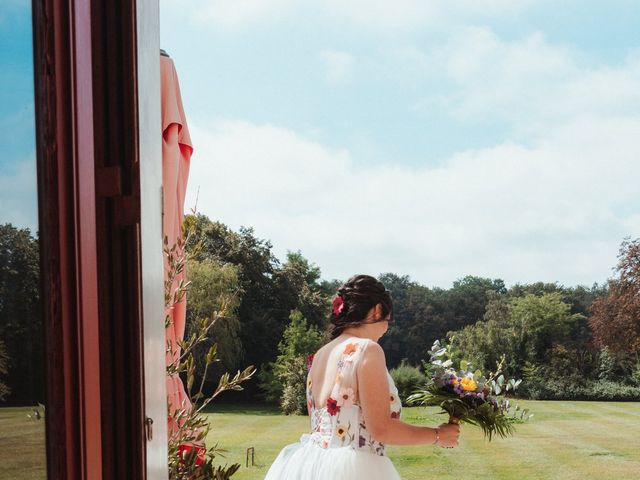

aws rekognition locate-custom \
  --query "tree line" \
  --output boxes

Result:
[182,214,640,406]
[1,217,639,407]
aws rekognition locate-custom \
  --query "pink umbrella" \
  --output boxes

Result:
[161,53,193,434]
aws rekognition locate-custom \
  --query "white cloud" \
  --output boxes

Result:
[157,8,640,288]
[411,27,640,134]
[319,50,354,85]
[187,0,298,29]
[318,0,533,32]
[0,156,39,232]
[165,0,536,32]
[184,117,639,287]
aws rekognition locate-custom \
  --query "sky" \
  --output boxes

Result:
[1,2,639,288]
[158,0,640,288]
[0,1,38,231]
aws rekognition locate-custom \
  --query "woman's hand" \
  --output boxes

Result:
[435,422,460,448]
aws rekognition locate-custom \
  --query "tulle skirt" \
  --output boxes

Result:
[264,434,402,480]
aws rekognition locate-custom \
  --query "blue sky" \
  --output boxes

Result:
[158,1,640,287]
[0,1,37,231]
[2,1,639,287]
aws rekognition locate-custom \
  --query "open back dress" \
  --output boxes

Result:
[264,336,402,480]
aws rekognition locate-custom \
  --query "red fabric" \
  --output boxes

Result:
[161,55,194,433]
[177,443,206,466]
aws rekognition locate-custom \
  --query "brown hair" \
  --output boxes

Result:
[328,274,393,340]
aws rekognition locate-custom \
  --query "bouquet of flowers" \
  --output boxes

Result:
[407,339,531,440]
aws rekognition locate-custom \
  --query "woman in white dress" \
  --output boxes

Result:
[265,274,460,480]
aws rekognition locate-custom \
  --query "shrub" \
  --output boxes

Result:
[519,377,640,401]
[0,340,10,402]
[279,356,308,415]
[580,381,640,401]
[389,361,428,405]
[632,362,640,387]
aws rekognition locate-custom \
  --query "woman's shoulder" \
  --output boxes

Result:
[337,336,379,357]
[315,336,382,363]
[358,339,384,359]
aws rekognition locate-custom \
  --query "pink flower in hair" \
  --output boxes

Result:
[332,295,344,315]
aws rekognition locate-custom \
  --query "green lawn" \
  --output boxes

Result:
[0,407,46,479]
[1,401,639,479]
[205,401,640,480]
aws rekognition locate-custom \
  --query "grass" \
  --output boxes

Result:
[1,401,639,479]
[0,407,46,479]
[204,400,640,480]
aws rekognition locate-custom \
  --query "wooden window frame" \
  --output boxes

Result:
[32,0,166,478]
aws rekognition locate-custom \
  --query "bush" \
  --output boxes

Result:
[579,381,640,401]
[279,356,308,415]
[632,362,640,387]
[0,340,10,402]
[389,361,428,405]
[520,377,640,401]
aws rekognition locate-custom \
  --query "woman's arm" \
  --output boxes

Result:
[358,341,459,447]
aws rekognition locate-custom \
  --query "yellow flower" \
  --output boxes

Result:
[336,424,348,438]
[460,377,477,392]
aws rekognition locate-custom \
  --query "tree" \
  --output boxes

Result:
[185,258,244,392]
[451,292,584,380]
[259,310,323,413]
[589,238,640,358]
[509,292,585,369]
[450,292,518,377]
[164,222,255,479]
[0,224,43,405]
[598,347,616,381]
[379,274,506,368]
[271,251,329,331]
[447,276,507,331]
[184,214,281,383]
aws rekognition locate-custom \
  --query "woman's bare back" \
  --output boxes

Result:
[309,336,355,408]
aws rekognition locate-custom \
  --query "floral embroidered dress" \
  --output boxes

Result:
[264,337,402,480]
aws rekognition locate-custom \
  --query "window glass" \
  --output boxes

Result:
[0,3,46,478]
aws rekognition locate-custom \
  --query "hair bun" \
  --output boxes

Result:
[328,274,393,339]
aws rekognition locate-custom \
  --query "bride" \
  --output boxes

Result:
[265,274,460,480]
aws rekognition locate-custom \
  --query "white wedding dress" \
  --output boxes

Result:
[264,337,402,480]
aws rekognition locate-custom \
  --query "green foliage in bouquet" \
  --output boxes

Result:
[408,339,530,441]
[166,218,256,479]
